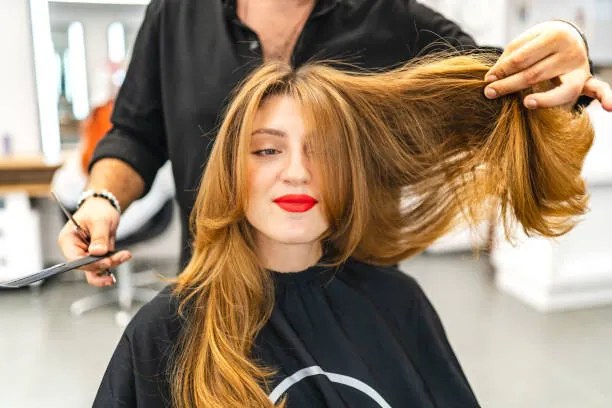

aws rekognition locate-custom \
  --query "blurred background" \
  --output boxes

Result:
[0,1,611,407]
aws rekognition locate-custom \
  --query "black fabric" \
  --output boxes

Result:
[94,259,480,407]
[89,0,477,268]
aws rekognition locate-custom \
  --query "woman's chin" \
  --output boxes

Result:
[271,232,320,246]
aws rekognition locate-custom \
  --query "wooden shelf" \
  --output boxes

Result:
[0,155,62,197]
[0,183,55,197]
[0,155,61,170]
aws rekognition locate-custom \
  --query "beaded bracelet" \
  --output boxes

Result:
[77,189,121,214]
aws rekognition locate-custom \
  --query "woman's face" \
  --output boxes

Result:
[245,95,328,250]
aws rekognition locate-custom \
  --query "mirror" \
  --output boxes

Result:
[46,0,147,149]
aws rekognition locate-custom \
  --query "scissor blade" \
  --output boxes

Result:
[0,253,115,288]
[50,191,90,241]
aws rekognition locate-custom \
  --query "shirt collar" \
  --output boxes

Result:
[223,0,339,19]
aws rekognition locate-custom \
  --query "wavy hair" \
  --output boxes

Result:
[170,53,593,407]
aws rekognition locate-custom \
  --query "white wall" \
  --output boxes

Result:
[421,0,612,65]
[505,0,612,66]
[0,0,41,155]
[419,0,509,47]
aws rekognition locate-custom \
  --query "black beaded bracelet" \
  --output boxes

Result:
[77,189,121,213]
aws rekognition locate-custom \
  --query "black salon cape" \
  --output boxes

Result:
[94,258,479,407]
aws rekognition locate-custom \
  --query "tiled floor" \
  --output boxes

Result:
[1,254,611,407]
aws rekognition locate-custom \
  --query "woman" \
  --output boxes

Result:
[94,53,593,407]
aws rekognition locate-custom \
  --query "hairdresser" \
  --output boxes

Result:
[57,0,612,287]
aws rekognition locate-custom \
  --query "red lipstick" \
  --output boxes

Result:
[273,194,318,213]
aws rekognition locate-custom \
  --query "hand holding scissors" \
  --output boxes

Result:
[54,191,132,287]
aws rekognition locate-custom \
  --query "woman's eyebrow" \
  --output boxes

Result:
[251,128,287,138]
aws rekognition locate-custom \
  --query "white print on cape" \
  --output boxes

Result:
[267,365,392,407]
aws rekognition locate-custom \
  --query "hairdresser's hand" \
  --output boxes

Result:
[57,198,131,287]
[483,21,612,112]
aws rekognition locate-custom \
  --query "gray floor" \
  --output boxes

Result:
[1,254,611,408]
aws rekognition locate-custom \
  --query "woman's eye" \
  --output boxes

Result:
[253,148,279,156]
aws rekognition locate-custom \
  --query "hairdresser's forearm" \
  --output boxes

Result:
[87,158,145,211]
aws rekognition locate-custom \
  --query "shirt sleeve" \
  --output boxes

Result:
[405,0,478,56]
[93,334,137,407]
[89,0,168,197]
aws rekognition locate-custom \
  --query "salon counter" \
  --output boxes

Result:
[0,155,61,196]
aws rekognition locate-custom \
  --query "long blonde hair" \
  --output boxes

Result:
[170,53,594,407]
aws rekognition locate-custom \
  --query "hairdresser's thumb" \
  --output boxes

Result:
[87,223,111,255]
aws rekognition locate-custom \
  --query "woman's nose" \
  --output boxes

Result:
[281,149,311,185]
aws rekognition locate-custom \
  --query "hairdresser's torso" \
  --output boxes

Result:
[95,259,479,407]
[93,0,475,266]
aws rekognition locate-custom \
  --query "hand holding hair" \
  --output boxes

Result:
[484,20,612,111]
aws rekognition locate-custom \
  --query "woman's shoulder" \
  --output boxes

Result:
[94,286,180,407]
[340,258,427,305]
[339,258,441,332]
[124,285,183,344]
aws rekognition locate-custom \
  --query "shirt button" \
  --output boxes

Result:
[249,40,259,51]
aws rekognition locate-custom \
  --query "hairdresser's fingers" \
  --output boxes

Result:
[83,251,131,287]
[83,271,114,288]
[486,21,587,82]
[485,36,554,82]
[485,24,543,79]
[484,55,565,99]
[524,71,585,109]
[582,77,612,112]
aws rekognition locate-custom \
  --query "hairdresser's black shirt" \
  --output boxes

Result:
[89,0,476,267]
[94,259,480,407]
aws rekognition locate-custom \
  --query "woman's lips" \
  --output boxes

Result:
[273,194,318,213]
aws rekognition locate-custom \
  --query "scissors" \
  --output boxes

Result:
[0,255,115,288]
[50,191,116,284]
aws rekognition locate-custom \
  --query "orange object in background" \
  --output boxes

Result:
[80,100,114,173]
